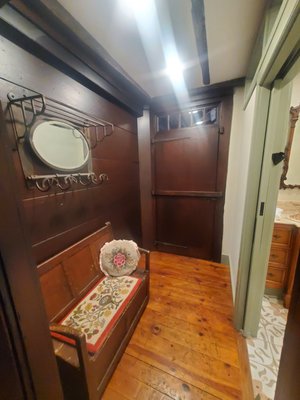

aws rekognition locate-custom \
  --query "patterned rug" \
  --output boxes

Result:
[52,275,142,353]
[247,295,287,400]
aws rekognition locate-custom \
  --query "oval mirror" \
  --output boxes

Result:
[30,120,90,171]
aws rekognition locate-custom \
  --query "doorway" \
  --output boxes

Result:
[153,97,232,261]
[245,59,300,400]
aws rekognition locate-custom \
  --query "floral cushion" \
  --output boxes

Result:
[51,276,142,353]
[99,240,140,277]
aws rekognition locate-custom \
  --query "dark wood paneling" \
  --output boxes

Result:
[0,10,143,399]
[0,36,142,264]
[154,190,223,198]
[92,126,139,161]
[3,1,149,116]
[0,103,64,399]
[152,96,233,261]
[212,95,233,260]
[0,37,138,132]
[156,197,216,259]
[39,263,74,321]
[154,126,219,192]
[63,246,98,295]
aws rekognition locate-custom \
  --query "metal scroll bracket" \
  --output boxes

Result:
[27,173,109,192]
[7,93,46,140]
[7,90,114,148]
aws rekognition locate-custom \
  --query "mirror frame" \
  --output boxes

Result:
[29,119,90,172]
[280,105,300,189]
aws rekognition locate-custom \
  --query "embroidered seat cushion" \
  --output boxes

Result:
[51,275,142,353]
[99,239,140,277]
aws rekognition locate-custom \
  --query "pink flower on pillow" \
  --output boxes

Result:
[113,252,126,268]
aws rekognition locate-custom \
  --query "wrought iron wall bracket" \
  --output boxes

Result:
[8,93,46,140]
[7,91,114,147]
[27,173,109,192]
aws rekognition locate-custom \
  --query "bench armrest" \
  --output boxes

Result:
[50,323,85,342]
[138,247,150,271]
[50,324,90,370]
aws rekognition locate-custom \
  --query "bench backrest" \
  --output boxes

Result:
[37,222,113,322]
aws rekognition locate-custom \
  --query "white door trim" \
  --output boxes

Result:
[234,0,300,333]
[243,80,292,336]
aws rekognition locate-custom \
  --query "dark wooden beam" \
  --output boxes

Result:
[2,1,149,116]
[151,77,245,113]
[191,0,210,85]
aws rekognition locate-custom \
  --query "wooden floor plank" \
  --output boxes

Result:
[131,308,240,366]
[151,261,231,281]
[150,284,233,314]
[148,295,235,334]
[126,337,241,399]
[108,368,173,400]
[102,252,250,400]
[142,307,238,349]
[150,274,233,302]
[101,387,129,400]
[117,353,221,400]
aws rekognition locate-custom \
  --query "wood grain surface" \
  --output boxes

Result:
[103,251,252,399]
[0,36,142,264]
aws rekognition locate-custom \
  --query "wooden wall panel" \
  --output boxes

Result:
[0,36,141,264]
[39,263,75,321]
[0,36,138,132]
[155,197,216,259]
[154,126,219,192]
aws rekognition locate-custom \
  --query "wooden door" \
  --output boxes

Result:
[275,254,300,399]
[153,100,231,261]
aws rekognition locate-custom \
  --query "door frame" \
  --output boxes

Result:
[243,77,293,336]
[234,0,300,334]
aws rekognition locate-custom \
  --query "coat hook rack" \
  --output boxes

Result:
[27,173,109,192]
[7,91,114,147]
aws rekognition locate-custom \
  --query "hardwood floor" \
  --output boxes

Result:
[102,252,253,400]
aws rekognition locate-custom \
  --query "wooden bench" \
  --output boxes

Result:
[37,222,150,400]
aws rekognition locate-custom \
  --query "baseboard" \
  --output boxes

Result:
[222,254,237,303]
[221,254,230,265]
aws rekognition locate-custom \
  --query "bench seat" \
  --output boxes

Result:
[37,222,150,400]
[52,275,143,354]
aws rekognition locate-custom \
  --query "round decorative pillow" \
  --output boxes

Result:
[99,239,140,277]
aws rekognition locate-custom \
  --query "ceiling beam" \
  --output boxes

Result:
[5,0,149,116]
[151,77,245,113]
[191,0,210,85]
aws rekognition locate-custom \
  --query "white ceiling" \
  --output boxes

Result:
[57,0,267,98]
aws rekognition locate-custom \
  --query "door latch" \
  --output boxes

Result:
[272,152,285,165]
[259,202,265,216]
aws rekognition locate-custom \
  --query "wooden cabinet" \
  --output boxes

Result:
[266,223,295,292]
